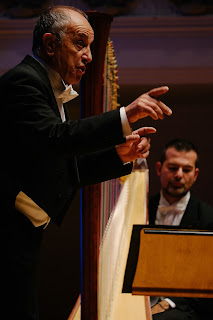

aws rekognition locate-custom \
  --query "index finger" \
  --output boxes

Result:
[157,100,172,116]
[133,126,157,137]
[148,86,169,98]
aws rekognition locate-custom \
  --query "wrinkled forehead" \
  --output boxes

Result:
[65,10,94,40]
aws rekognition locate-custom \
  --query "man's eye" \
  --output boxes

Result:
[77,40,84,47]
[168,167,177,171]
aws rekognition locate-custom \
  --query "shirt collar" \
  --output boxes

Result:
[159,190,191,211]
[33,55,78,100]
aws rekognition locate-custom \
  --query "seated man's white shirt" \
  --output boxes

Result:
[155,191,190,226]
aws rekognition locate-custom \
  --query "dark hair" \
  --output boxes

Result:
[32,6,88,56]
[160,138,199,167]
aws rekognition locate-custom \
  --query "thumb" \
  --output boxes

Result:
[125,133,140,145]
[133,126,156,137]
[147,86,169,98]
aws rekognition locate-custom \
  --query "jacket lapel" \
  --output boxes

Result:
[180,193,200,228]
[22,55,62,119]
[148,194,160,225]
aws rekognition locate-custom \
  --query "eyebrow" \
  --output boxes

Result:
[76,31,94,41]
[77,33,88,38]
[167,163,194,169]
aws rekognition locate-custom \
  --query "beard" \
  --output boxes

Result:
[163,183,188,200]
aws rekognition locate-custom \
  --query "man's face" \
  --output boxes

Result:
[156,147,199,203]
[51,11,94,84]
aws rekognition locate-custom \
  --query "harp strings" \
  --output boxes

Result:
[98,38,150,320]
[100,39,121,242]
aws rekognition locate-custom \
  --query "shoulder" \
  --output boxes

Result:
[190,193,213,229]
[190,193,213,213]
[0,55,52,100]
[0,55,48,86]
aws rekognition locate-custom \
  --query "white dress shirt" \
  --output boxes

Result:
[155,191,190,226]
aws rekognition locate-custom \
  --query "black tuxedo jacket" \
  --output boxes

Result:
[0,55,132,225]
[149,192,213,318]
[0,55,132,319]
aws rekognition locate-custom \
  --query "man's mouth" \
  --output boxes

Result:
[78,66,86,74]
[172,182,183,188]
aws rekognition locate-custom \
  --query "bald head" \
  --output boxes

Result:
[32,6,90,57]
[33,6,94,84]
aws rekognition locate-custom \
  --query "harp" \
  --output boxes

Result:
[68,12,151,320]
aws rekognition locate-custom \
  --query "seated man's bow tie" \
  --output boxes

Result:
[157,203,185,225]
[158,204,185,216]
[58,84,79,103]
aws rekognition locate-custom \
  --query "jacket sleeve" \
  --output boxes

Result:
[1,64,126,159]
[77,147,133,186]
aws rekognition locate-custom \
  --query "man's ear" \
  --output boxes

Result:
[155,161,162,177]
[194,167,199,183]
[42,33,56,57]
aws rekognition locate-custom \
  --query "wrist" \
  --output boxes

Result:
[158,301,170,310]
[120,107,132,137]
[124,105,136,124]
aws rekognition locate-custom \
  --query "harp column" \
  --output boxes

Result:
[80,12,113,320]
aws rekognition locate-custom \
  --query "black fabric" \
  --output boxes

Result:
[152,308,200,320]
[1,206,43,320]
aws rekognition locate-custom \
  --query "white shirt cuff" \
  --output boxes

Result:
[120,106,132,137]
[164,298,176,308]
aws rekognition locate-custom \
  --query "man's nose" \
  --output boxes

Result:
[175,168,183,179]
[87,48,92,63]
[83,47,92,63]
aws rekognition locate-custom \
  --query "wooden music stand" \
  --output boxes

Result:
[132,228,213,298]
